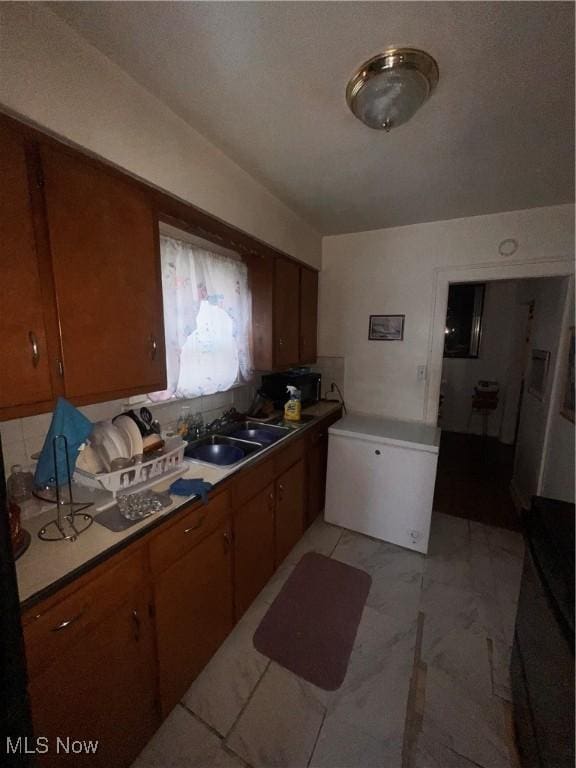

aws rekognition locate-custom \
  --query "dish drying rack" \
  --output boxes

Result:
[74,437,187,498]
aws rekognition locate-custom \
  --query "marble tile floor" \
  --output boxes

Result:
[132,512,524,768]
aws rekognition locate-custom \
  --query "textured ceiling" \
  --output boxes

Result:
[50,1,575,235]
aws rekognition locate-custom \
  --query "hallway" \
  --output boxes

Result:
[433,431,521,532]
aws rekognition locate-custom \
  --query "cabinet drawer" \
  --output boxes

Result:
[149,490,231,576]
[308,410,342,445]
[231,457,275,509]
[274,436,305,476]
[23,548,147,680]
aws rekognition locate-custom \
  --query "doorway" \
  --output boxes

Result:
[433,277,567,530]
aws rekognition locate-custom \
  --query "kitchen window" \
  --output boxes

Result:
[149,231,253,401]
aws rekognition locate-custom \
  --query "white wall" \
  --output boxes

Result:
[440,281,526,441]
[0,3,321,268]
[512,277,574,505]
[541,279,575,502]
[319,205,575,422]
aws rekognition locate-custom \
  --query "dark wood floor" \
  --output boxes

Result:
[433,431,522,531]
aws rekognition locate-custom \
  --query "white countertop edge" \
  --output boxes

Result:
[327,427,440,454]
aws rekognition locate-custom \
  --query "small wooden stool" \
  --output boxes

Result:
[467,380,499,438]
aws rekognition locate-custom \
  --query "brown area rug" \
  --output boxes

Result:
[253,552,372,691]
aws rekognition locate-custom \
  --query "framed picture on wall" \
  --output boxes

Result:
[528,349,551,401]
[368,314,405,341]
[560,326,575,423]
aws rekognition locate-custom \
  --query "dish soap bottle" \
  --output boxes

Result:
[284,385,302,422]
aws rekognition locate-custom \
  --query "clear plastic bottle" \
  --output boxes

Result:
[7,464,34,504]
[177,406,191,438]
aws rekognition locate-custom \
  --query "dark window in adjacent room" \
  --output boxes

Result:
[444,283,485,358]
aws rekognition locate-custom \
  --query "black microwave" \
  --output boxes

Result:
[260,371,321,409]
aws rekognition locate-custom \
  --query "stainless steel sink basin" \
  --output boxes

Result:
[185,435,263,466]
[227,421,290,441]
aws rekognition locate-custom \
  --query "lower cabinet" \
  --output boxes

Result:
[233,483,276,619]
[306,427,329,527]
[275,458,306,564]
[305,411,341,527]
[154,517,234,716]
[28,585,157,768]
[22,410,340,766]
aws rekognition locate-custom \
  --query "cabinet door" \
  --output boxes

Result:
[273,258,300,368]
[155,520,234,715]
[275,459,305,565]
[306,427,329,527]
[246,251,274,370]
[234,483,275,619]
[299,267,318,364]
[29,588,157,768]
[0,124,55,411]
[40,146,166,401]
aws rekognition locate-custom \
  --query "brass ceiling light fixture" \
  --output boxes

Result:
[346,48,439,131]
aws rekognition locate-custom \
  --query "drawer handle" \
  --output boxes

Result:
[29,331,40,368]
[184,515,206,534]
[223,529,232,553]
[51,612,83,632]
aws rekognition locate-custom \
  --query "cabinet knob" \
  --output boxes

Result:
[28,331,40,368]
[132,608,141,641]
[375,450,381,456]
[184,515,206,534]
[278,337,284,346]
[51,611,83,632]
[150,334,158,360]
[223,529,232,553]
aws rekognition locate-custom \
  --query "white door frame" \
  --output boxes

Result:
[422,257,575,425]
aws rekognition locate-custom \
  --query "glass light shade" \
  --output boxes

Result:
[347,48,439,131]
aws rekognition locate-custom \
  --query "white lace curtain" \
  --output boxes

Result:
[149,235,252,401]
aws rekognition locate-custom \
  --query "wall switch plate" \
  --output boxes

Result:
[417,365,427,382]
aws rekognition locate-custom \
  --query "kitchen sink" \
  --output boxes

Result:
[185,434,263,466]
[184,413,318,467]
[227,421,291,443]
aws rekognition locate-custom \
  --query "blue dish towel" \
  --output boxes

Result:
[169,478,213,504]
[34,398,93,488]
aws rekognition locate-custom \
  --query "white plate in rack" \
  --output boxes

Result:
[91,421,129,468]
[113,415,144,458]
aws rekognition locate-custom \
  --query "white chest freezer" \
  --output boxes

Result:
[324,412,440,554]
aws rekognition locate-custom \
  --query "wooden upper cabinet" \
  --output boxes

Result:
[40,146,166,401]
[0,124,56,412]
[246,251,274,370]
[273,257,300,368]
[299,267,318,364]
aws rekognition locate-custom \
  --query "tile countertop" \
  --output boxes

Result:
[16,401,342,610]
